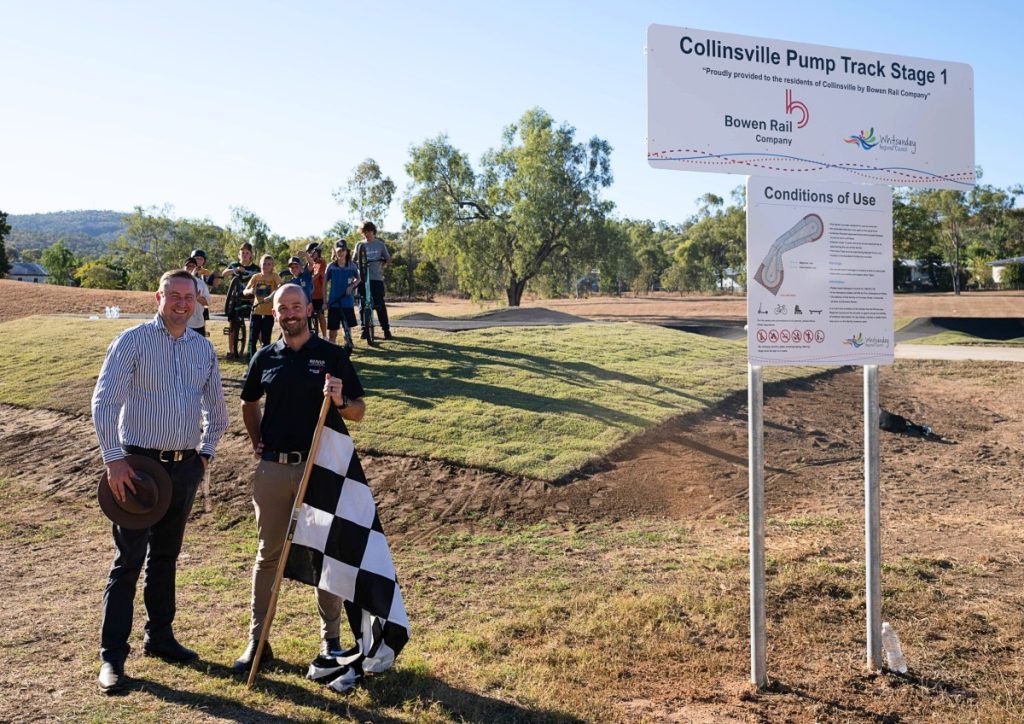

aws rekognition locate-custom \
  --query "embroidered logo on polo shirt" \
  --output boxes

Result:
[308,358,327,374]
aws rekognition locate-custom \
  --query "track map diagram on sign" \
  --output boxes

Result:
[753,213,824,294]
[747,177,894,366]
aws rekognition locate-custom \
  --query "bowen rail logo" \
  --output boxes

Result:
[844,128,879,150]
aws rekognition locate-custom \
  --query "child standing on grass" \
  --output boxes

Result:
[243,254,283,352]
[325,242,360,350]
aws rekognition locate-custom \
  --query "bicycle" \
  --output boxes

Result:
[223,274,251,360]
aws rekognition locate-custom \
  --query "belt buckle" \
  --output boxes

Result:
[280,451,302,465]
[159,449,183,463]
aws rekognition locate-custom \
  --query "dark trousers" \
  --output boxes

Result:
[368,280,390,332]
[251,314,274,348]
[100,454,204,665]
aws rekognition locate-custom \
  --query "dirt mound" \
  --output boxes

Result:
[3,361,1020,548]
[0,279,227,324]
[394,306,591,331]
[898,316,1024,341]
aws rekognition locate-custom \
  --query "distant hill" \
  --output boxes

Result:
[6,210,129,257]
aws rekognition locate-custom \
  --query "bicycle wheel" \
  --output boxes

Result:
[232,317,247,359]
[362,303,375,345]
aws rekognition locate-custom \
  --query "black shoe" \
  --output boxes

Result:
[143,636,198,663]
[232,639,273,672]
[98,660,126,694]
[383,330,393,340]
[321,637,342,657]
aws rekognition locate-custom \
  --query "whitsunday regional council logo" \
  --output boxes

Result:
[843,333,891,349]
[844,127,918,154]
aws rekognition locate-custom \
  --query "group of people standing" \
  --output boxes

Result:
[206,221,393,358]
[91,228,386,694]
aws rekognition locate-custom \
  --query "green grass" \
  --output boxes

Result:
[0,315,817,481]
[905,330,1024,346]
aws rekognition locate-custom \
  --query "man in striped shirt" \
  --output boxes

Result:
[91,269,229,694]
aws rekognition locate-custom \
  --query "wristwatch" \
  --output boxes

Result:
[338,394,349,410]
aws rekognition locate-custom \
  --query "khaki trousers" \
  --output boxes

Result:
[249,460,342,641]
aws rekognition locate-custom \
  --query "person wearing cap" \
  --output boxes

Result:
[91,269,229,694]
[190,249,214,323]
[233,283,366,673]
[242,254,283,353]
[325,242,360,349]
[304,243,328,337]
[184,257,211,337]
[280,255,313,304]
[352,221,393,340]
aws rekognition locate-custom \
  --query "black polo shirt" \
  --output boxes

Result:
[240,335,364,452]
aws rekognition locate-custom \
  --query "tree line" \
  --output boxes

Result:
[4,107,1023,298]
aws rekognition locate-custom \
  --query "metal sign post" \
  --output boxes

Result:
[748,364,767,687]
[864,365,883,671]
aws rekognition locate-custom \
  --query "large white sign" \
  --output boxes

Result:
[747,177,894,366]
[648,25,974,189]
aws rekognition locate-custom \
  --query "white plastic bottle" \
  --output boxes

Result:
[881,622,908,673]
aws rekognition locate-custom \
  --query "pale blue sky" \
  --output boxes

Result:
[1,1,1018,238]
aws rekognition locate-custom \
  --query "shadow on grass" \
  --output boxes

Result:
[356,336,728,427]
[364,665,589,724]
[134,658,584,723]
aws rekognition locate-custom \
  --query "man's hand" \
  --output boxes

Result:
[324,373,344,407]
[105,459,138,504]
[251,440,264,459]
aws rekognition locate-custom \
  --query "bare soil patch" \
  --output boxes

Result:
[5,279,1022,326]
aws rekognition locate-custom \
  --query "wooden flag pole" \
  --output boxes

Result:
[247,396,333,688]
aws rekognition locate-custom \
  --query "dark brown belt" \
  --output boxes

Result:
[125,446,197,464]
[261,450,310,465]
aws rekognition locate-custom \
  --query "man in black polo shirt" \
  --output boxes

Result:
[233,284,366,672]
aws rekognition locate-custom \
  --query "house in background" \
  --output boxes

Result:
[986,256,1024,284]
[7,262,49,283]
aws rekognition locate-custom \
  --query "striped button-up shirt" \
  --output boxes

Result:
[92,314,229,464]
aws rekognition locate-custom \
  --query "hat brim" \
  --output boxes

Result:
[97,454,174,530]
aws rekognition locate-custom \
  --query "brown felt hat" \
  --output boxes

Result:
[97,454,173,529]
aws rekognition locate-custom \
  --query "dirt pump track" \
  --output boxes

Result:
[1,280,1023,720]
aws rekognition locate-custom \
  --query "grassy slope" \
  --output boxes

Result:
[0,315,812,481]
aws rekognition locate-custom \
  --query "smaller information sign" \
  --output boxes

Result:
[746,177,893,366]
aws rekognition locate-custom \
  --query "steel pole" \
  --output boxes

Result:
[748,364,767,687]
[864,365,883,671]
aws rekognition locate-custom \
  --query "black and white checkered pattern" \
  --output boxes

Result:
[285,415,409,680]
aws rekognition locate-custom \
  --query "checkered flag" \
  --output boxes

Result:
[284,412,409,688]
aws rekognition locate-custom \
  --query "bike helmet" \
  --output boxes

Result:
[190,249,207,260]
[306,242,321,254]
[287,256,302,266]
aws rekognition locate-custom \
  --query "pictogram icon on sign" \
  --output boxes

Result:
[804,329,814,343]
[780,329,790,343]
[768,330,779,343]
[757,329,768,342]
[815,330,825,342]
